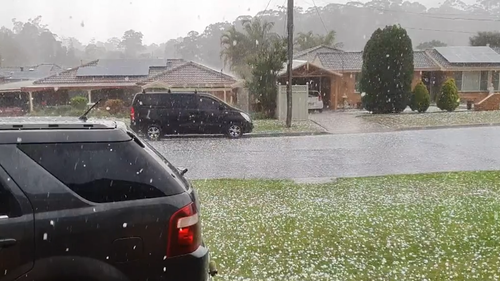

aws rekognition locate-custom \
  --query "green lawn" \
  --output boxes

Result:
[194,171,500,280]
[361,110,500,129]
[253,119,324,134]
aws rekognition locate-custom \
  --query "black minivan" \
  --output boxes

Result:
[130,91,253,140]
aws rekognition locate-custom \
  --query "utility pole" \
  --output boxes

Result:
[286,0,294,128]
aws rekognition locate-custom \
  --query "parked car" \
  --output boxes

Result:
[308,91,323,112]
[130,91,253,140]
[0,118,215,281]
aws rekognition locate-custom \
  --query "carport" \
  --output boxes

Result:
[277,60,342,110]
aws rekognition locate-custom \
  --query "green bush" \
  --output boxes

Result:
[70,96,88,110]
[54,105,73,115]
[410,81,431,113]
[437,78,460,112]
[360,25,414,114]
[103,99,125,115]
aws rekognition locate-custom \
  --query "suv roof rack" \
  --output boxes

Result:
[0,117,119,131]
[0,122,116,131]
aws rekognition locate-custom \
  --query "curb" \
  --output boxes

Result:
[396,123,500,131]
[245,131,329,138]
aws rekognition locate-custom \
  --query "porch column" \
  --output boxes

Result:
[223,90,227,103]
[28,92,33,112]
[87,90,92,104]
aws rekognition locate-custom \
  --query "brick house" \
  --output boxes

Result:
[305,46,500,110]
[12,59,237,112]
[312,51,440,109]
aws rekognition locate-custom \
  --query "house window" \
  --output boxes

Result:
[457,71,489,92]
[354,73,361,93]
[480,71,489,91]
[453,72,462,91]
[462,71,482,91]
[493,71,500,91]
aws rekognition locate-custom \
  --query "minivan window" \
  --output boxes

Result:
[0,179,21,218]
[134,93,196,109]
[198,96,220,110]
[18,141,187,203]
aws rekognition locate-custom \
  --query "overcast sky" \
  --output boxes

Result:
[0,0,471,45]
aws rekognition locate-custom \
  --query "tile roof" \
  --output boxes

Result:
[294,45,344,62]
[315,52,363,71]
[316,51,441,72]
[139,61,237,88]
[426,48,500,70]
[34,59,186,86]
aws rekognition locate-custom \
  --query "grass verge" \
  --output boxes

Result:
[252,119,324,134]
[194,171,500,280]
[360,110,500,129]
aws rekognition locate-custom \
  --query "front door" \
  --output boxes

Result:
[196,95,224,134]
[0,166,34,281]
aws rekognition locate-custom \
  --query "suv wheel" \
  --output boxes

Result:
[147,125,162,141]
[227,124,242,139]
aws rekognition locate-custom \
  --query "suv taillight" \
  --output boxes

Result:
[318,94,322,101]
[167,202,201,257]
[130,107,135,121]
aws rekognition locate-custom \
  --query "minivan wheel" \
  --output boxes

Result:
[147,125,162,141]
[227,124,243,139]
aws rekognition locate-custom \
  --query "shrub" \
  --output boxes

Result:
[104,99,125,115]
[437,78,460,112]
[410,81,431,113]
[360,25,414,114]
[70,96,88,110]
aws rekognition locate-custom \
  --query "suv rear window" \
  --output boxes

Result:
[18,141,187,203]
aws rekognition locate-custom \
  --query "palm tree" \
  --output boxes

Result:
[295,30,342,51]
[220,18,280,78]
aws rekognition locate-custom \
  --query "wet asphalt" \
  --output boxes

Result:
[150,126,500,180]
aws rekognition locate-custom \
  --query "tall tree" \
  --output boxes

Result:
[295,31,342,51]
[247,38,287,117]
[470,31,500,47]
[220,18,278,78]
[120,30,144,58]
[360,25,414,114]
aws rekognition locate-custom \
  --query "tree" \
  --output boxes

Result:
[220,18,278,79]
[294,31,342,51]
[410,81,430,113]
[360,25,414,114]
[120,30,144,58]
[246,38,287,117]
[470,31,500,48]
[437,78,460,112]
[416,40,447,50]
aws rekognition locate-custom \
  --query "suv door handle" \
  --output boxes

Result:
[0,238,16,248]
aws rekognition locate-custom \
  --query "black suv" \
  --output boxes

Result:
[0,118,214,281]
[130,91,253,140]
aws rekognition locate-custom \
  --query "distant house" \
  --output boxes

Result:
[0,64,61,84]
[0,58,238,113]
[289,46,500,110]
[293,45,344,62]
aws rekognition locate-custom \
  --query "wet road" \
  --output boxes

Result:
[150,126,500,180]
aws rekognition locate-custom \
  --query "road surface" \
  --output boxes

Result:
[150,126,500,179]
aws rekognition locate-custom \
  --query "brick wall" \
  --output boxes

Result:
[475,94,500,111]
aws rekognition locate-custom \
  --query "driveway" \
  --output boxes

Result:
[150,126,500,180]
[308,110,389,134]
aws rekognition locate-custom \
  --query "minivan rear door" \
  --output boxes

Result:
[0,165,34,281]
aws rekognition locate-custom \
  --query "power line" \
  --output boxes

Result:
[299,0,500,23]
[311,0,329,33]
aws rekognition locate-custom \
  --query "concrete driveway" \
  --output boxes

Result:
[308,110,388,134]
